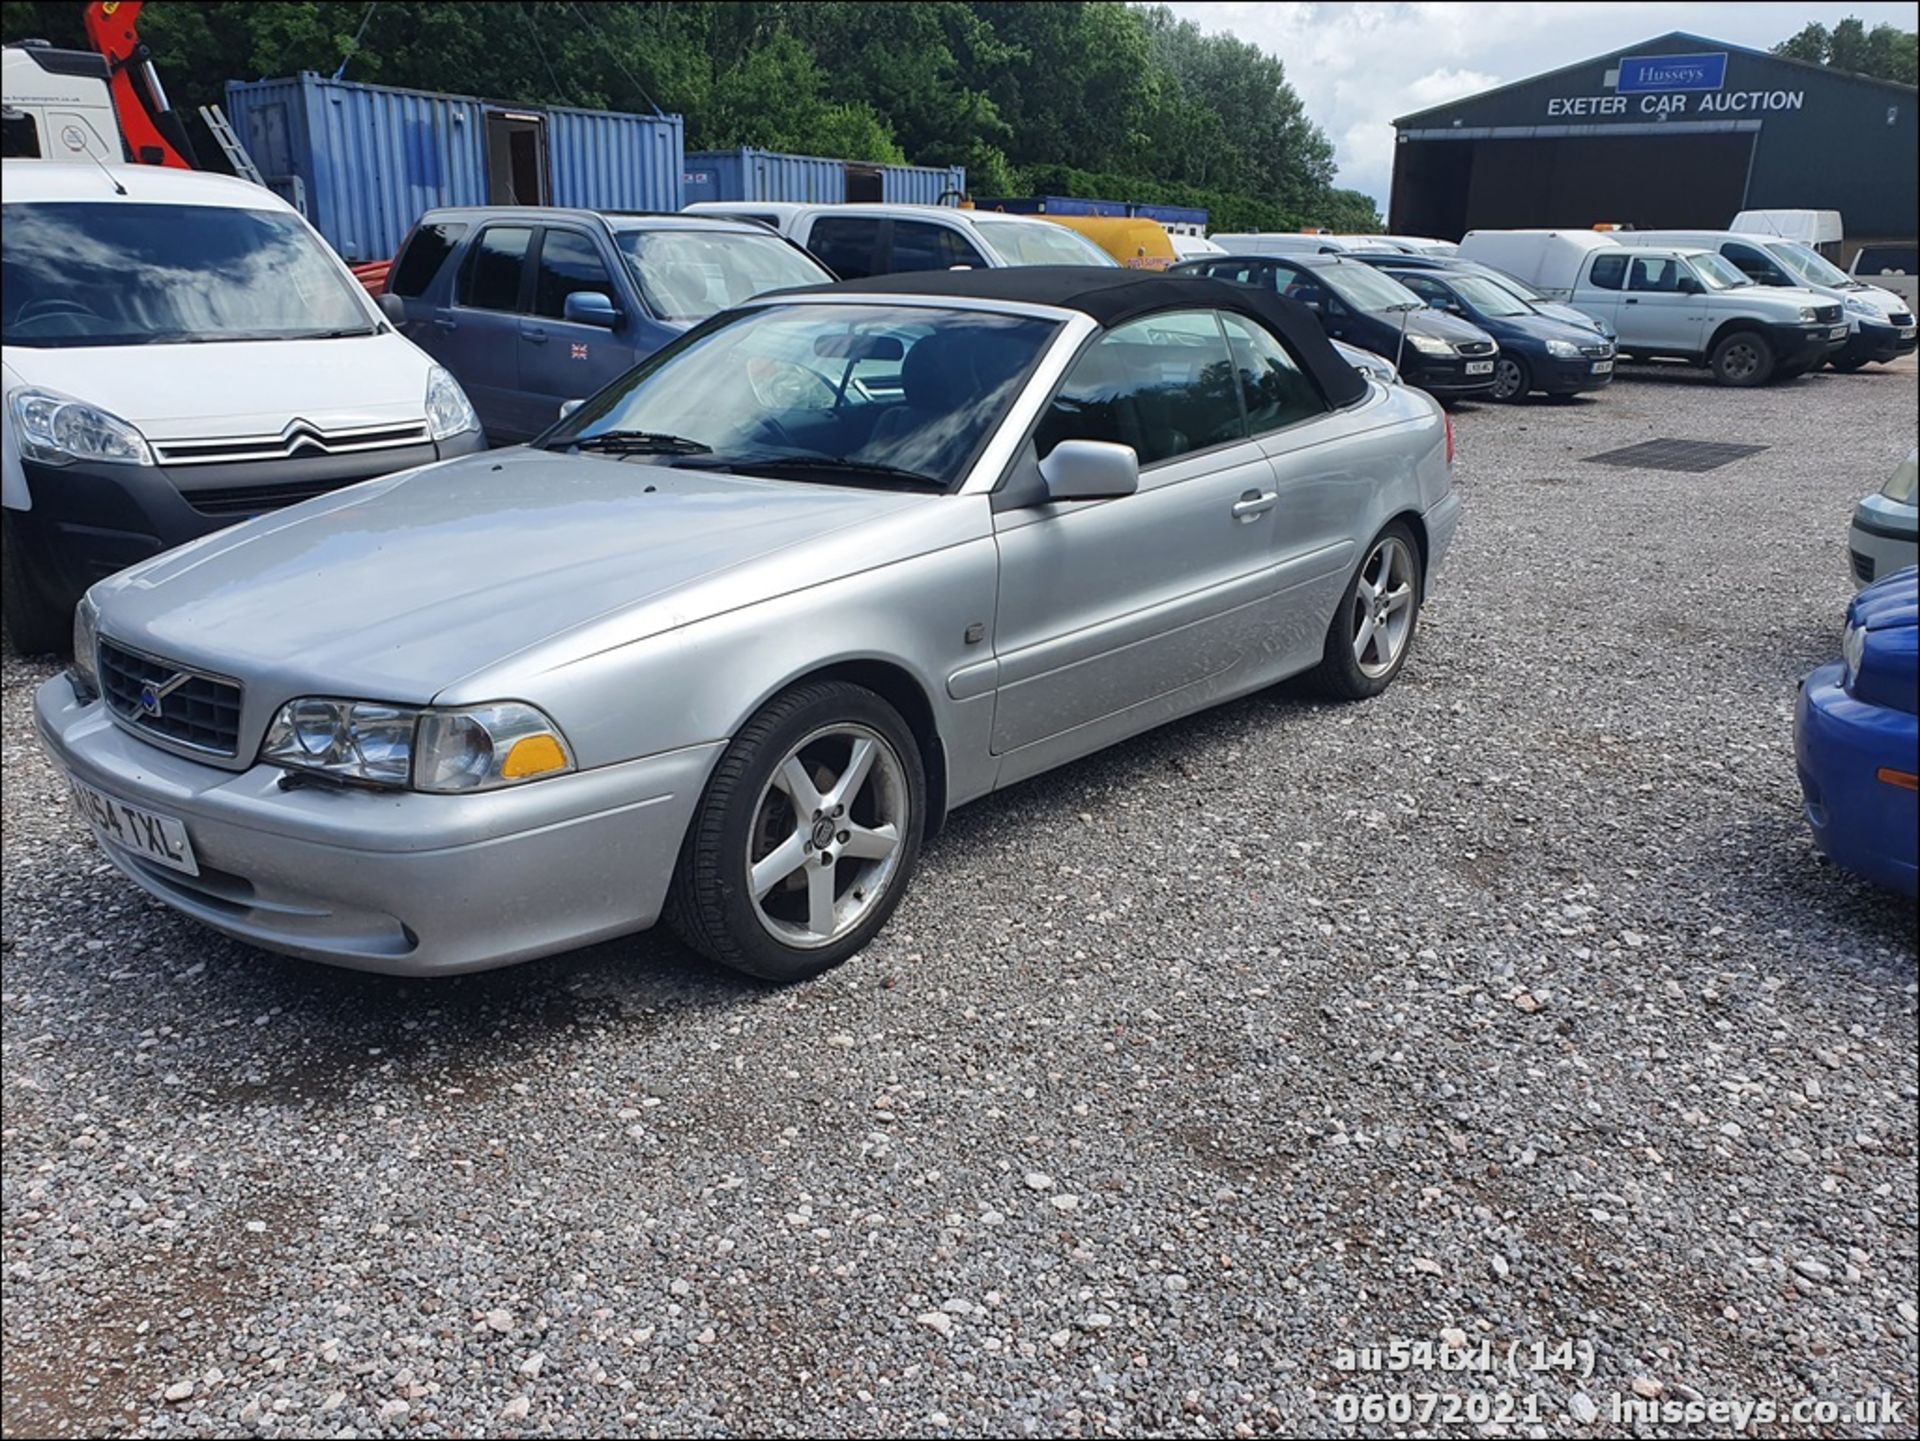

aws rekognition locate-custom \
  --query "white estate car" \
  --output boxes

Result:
[680,202,1115,276]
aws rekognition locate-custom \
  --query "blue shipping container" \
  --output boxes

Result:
[979,195,1130,219]
[225,73,684,261]
[878,161,967,206]
[1130,202,1209,228]
[684,148,847,204]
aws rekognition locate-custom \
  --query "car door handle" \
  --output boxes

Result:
[431,316,456,330]
[521,326,549,343]
[1623,298,1640,304]
[1231,489,1278,521]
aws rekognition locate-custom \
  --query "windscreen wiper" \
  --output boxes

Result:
[567,430,714,455]
[679,455,945,490]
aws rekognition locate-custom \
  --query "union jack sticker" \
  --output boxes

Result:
[571,343,589,360]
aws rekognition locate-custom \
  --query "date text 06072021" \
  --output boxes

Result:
[1335,1337,1596,1379]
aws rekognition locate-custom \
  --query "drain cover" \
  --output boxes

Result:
[1583,438,1770,473]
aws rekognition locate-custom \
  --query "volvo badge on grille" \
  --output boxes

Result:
[137,672,191,719]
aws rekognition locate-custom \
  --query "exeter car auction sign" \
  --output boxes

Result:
[1543,52,1805,119]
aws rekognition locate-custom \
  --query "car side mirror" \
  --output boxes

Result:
[377,292,406,325]
[564,292,621,329]
[1038,440,1138,502]
[558,398,584,420]
[1677,275,1703,294]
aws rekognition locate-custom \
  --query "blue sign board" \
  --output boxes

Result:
[1616,53,1728,93]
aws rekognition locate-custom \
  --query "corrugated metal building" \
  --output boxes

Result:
[1390,31,1917,250]
[681,146,966,207]
[224,73,685,261]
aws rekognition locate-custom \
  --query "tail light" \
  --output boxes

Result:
[1444,408,1455,465]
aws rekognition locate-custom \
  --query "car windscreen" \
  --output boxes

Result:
[1,201,375,348]
[1317,262,1424,313]
[1770,241,1852,288]
[615,229,833,323]
[546,302,1059,490]
[1448,275,1534,318]
[972,219,1117,268]
[1689,253,1754,291]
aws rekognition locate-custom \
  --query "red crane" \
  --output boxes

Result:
[81,0,198,169]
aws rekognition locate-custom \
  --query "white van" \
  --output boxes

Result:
[1460,229,1847,387]
[1614,231,1914,371]
[2,42,121,161]
[679,201,1115,274]
[1207,233,1351,257]
[1731,209,1843,256]
[2,161,484,653]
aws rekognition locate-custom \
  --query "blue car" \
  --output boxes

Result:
[1795,567,1919,897]
[382,208,834,443]
[1345,251,1616,343]
[1376,265,1616,403]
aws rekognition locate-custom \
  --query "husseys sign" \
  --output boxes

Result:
[1543,52,1805,120]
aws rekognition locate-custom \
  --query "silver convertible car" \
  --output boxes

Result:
[36,269,1460,982]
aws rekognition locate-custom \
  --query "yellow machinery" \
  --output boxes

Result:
[1035,215,1177,270]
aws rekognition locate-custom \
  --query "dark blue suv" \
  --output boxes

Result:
[382,209,833,442]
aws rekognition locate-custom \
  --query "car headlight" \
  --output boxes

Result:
[1842,295,1875,317]
[70,594,101,703]
[424,366,479,442]
[1797,307,1820,323]
[259,697,573,791]
[9,387,153,467]
[1545,338,1583,359]
[1842,622,1866,685]
[1404,334,1454,356]
[1880,456,1917,505]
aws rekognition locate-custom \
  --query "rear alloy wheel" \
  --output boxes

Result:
[1309,521,1422,700]
[667,681,924,983]
[1709,330,1775,387]
[1488,355,1530,402]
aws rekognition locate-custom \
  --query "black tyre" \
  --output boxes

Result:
[1709,330,1775,387]
[1309,521,1423,701]
[1488,354,1531,403]
[1,511,71,657]
[666,680,926,983]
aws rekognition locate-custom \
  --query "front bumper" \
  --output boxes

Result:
[34,673,721,974]
[1766,320,1850,368]
[1848,496,1919,587]
[1404,352,1498,396]
[1794,663,1918,898]
[8,431,487,611]
[1836,315,1918,365]
[1535,351,1615,394]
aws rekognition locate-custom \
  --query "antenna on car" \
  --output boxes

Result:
[80,141,128,196]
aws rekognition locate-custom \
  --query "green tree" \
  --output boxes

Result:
[1773,15,1917,83]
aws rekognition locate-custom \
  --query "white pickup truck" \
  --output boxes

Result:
[1458,230,1847,387]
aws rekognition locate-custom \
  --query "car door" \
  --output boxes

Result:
[447,223,537,440]
[385,218,470,363]
[888,218,991,272]
[989,309,1281,758]
[518,225,636,424]
[1576,252,1628,337]
[801,215,886,280]
[1621,254,1708,355]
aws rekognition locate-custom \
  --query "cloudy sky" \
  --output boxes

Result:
[1163,2,1920,208]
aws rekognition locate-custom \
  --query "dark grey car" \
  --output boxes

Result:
[383,208,833,441]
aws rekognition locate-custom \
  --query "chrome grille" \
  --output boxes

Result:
[1891,311,1915,328]
[1813,304,1842,325]
[153,419,429,467]
[1456,340,1496,357]
[97,640,243,758]
[1579,342,1614,358]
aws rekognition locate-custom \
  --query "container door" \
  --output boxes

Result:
[845,165,883,203]
[486,111,549,205]
[519,227,638,422]
[448,223,539,441]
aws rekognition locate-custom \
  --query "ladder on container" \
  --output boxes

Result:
[197,104,265,186]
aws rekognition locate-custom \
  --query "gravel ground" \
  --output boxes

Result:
[3,359,1916,1440]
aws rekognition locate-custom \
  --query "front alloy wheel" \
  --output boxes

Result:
[1310,521,1423,699]
[1489,355,1529,402]
[667,680,925,982]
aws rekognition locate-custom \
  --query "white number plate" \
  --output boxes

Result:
[1901,325,1916,339]
[1590,359,1614,374]
[1464,360,1494,375]
[69,777,198,875]
[1829,325,1848,341]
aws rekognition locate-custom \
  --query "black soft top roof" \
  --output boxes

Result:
[792,266,1367,409]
